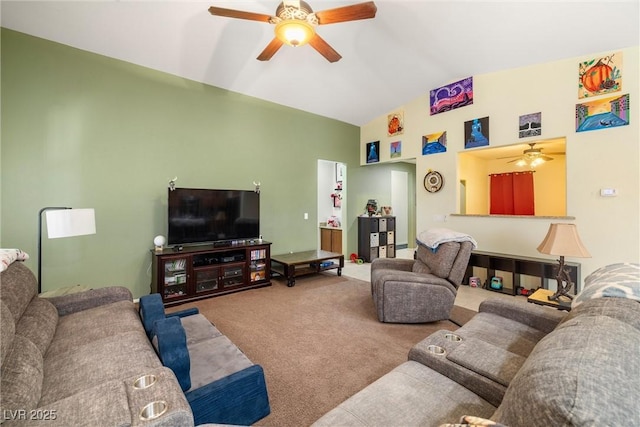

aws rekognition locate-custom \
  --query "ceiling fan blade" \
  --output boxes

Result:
[257,38,284,61]
[507,158,522,163]
[308,34,342,62]
[315,1,377,25]
[497,155,520,160]
[208,6,273,23]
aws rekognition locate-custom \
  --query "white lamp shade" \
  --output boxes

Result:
[45,208,96,239]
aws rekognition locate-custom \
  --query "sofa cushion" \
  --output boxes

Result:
[312,361,496,427]
[0,262,38,325]
[0,335,44,411]
[15,298,58,358]
[446,338,526,388]
[572,262,640,308]
[41,330,161,406]
[456,312,545,357]
[180,312,223,345]
[492,297,640,426]
[0,301,16,366]
[46,300,144,360]
[414,243,460,279]
[188,334,254,392]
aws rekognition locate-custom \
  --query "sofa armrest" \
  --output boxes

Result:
[140,293,200,339]
[479,298,567,334]
[371,257,414,272]
[153,317,191,391]
[47,286,132,316]
[185,365,270,426]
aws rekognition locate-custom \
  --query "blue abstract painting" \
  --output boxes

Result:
[576,94,629,133]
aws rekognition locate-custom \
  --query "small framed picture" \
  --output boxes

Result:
[366,141,380,164]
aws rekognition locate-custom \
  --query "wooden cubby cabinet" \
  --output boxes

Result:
[151,241,271,306]
[357,216,396,262]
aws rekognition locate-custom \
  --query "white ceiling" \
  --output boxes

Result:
[2,1,639,126]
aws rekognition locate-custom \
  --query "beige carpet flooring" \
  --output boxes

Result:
[168,273,475,427]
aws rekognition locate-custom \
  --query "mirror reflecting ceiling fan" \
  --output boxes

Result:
[208,1,377,62]
[499,143,565,168]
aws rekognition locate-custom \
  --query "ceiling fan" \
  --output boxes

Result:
[208,1,377,62]
[500,143,565,168]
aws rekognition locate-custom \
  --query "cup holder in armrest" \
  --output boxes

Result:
[139,401,168,421]
[133,374,157,390]
[444,333,463,342]
[427,345,446,355]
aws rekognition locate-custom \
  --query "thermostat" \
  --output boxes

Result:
[600,188,617,197]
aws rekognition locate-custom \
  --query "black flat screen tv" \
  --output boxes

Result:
[168,188,260,246]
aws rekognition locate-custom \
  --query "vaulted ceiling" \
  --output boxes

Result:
[2,1,638,126]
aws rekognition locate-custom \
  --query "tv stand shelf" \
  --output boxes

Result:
[151,241,271,306]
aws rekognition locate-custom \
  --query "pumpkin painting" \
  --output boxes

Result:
[581,60,613,92]
[579,53,622,98]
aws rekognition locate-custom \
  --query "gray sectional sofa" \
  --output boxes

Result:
[314,263,640,426]
[0,261,194,426]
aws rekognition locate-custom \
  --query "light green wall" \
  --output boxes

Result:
[348,162,416,247]
[362,46,640,280]
[1,29,372,297]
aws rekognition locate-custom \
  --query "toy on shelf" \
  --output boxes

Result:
[490,276,503,290]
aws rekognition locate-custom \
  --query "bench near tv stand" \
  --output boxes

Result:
[464,250,581,296]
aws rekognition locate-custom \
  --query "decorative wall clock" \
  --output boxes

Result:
[424,170,444,193]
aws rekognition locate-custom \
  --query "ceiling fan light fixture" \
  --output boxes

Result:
[275,19,315,46]
[530,157,545,168]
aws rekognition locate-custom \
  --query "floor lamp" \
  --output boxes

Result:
[38,207,96,294]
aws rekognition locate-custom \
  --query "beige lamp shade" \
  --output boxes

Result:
[45,208,96,239]
[537,223,591,258]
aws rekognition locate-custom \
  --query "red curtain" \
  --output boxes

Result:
[490,173,514,215]
[490,172,534,215]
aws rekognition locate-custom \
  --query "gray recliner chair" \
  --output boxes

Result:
[371,241,473,323]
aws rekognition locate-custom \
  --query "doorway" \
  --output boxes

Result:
[317,160,346,254]
[391,170,409,249]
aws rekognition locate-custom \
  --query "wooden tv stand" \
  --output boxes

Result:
[150,241,271,306]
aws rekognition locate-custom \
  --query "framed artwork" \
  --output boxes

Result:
[430,77,473,115]
[422,131,447,155]
[519,112,542,138]
[366,141,380,163]
[579,52,622,99]
[576,93,629,132]
[464,117,490,149]
[387,112,404,136]
[390,141,401,158]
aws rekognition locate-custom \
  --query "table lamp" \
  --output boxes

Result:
[537,223,590,302]
[38,207,96,293]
